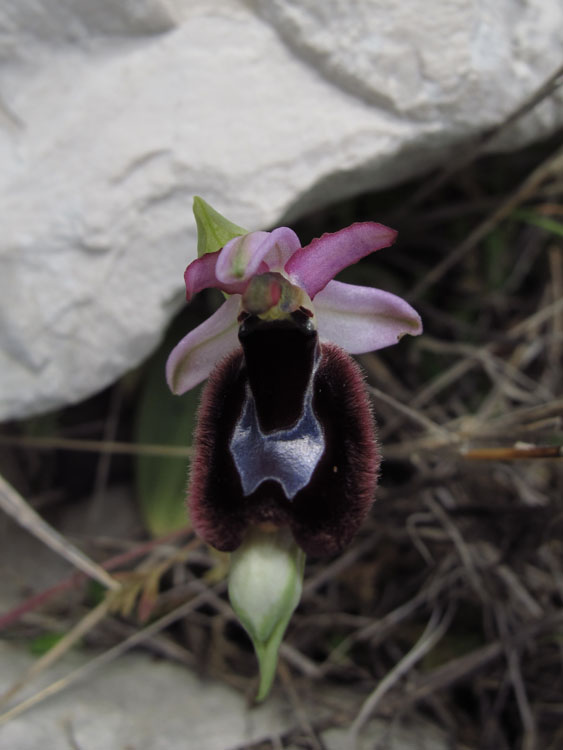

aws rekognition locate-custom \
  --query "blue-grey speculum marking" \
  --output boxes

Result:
[229,375,324,500]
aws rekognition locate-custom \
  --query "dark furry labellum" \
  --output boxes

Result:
[188,310,380,557]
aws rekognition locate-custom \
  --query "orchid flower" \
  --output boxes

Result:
[166,198,422,699]
[167,199,421,554]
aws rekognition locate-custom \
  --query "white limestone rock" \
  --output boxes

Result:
[0,641,449,749]
[1,0,562,419]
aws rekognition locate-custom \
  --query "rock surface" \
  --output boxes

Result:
[0,642,449,750]
[1,0,562,419]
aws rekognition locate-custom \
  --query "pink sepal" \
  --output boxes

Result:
[285,222,397,298]
[315,280,422,353]
[165,296,241,394]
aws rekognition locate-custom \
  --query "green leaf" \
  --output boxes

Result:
[29,632,67,656]
[86,580,106,607]
[134,312,204,536]
[512,208,563,238]
[193,196,247,258]
[484,226,508,290]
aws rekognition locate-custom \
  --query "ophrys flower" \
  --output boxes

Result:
[166,198,422,699]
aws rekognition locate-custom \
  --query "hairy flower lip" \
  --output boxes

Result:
[188,341,380,557]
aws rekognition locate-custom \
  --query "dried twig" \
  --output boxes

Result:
[0,474,120,591]
[0,526,193,632]
[0,598,111,707]
[347,604,455,747]
[368,384,456,441]
[0,434,192,457]
[278,661,328,750]
[463,445,562,460]
[392,610,563,710]
[409,143,563,299]
[0,582,227,727]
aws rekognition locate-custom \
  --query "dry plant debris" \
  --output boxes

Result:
[0,87,562,749]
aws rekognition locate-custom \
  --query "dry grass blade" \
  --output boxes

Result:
[368,383,456,441]
[409,143,563,299]
[278,661,327,750]
[507,295,563,338]
[395,610,563,709]
[303,536,376,597]
[548,244,563,386]
[0,598,111,707]
[0,526,193,632]
[322,570,461,671]
[496,607,538,750]
[346,604,456,748]
[0,474,120,591]
[0,434,192,457]
[0,582,227,727]
[0,538,201,708]
[475,399,563,432]
[424,493,482,596]
[463,445,562,460]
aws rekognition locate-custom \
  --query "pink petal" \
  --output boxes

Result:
[166,296,241,394]
[184,251,248,301]
[285,222,397,298]
[184,227,301,300]
[215,227,301,284]
[314,280,422,353]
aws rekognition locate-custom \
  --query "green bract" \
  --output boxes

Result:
[193,196,247,258]
[228,527,305,701]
